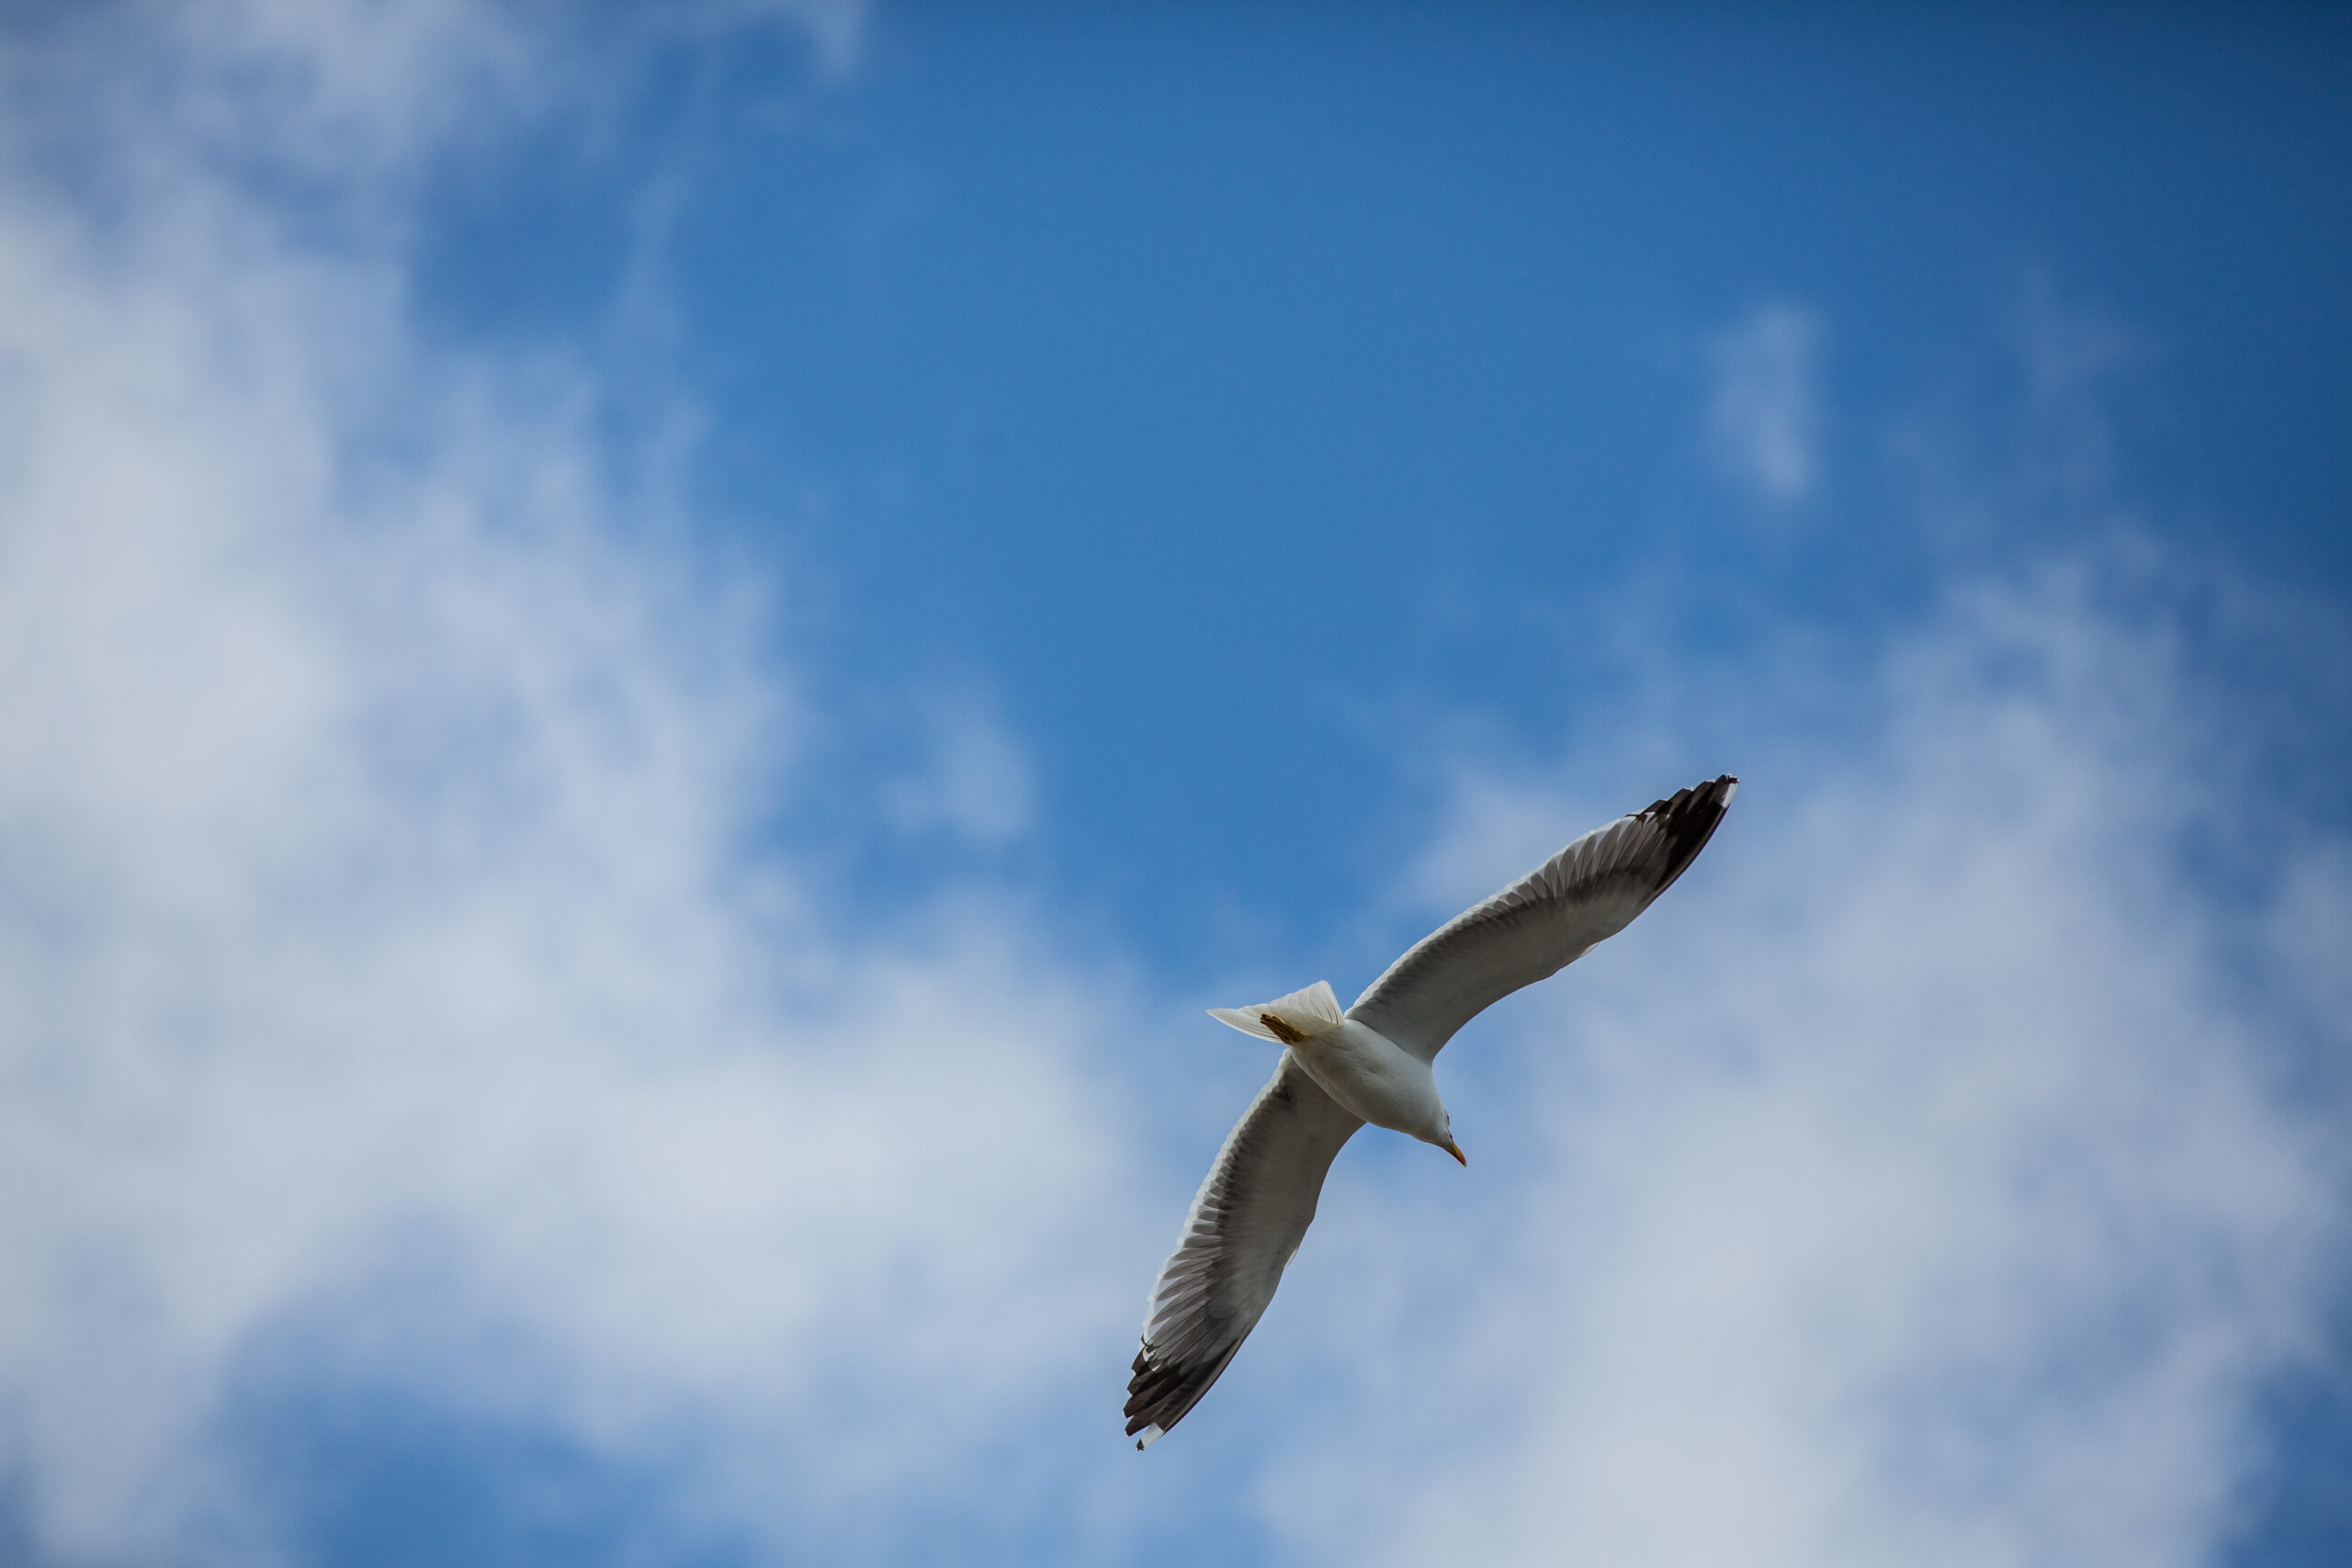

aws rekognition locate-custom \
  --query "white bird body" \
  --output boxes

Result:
[1288,1018,1450,1149]
[1204,978,1456,1151]
[1125,775,1738,1450]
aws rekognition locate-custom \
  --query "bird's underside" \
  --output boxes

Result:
[1125,774,1736,1449]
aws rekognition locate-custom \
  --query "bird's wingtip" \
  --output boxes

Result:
[1135,1424,1164,1451]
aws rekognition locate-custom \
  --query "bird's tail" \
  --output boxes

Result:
[1207,980,1344,1044]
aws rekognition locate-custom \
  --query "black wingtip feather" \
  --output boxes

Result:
[1640,774,1736,897]
[1125,1337,1248,1445]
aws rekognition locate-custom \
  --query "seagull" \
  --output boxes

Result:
[1124,775,1736,1450]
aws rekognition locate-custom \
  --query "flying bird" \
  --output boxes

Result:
[1125,775,1737,1449]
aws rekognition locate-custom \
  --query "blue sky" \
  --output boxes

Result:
[0,4,2346,1565]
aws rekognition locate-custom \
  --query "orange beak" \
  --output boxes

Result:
[1442,1137,1467,1167]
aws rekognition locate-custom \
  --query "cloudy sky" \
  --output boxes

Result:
[2,3,2347,1564]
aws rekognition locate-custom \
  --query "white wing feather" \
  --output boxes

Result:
[1124,1051,1363,1447]
[1348,776,1736,1063]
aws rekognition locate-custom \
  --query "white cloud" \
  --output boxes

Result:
[733,0,871,78]
[0,6,1117,1562]
[0,0,867,235]
[884,693,1038,845]
[1707,301,1824,504]
[1255,556,2346,1566]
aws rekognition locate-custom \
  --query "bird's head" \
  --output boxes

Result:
[1429,1111,1466,1167]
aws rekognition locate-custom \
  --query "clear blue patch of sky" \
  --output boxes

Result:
[2230,1329,2352,1568]
[406,4,2351,987]
[232,1395,742,1568]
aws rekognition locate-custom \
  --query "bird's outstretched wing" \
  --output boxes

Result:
[1348,775,1736,1063]
[1125,1051,1363,1449]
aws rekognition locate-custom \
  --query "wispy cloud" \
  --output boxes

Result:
[883,691,1038,846]
[1260,551,2347,1566]
[1706,302,1825,505]
[0,6,1113,1562]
